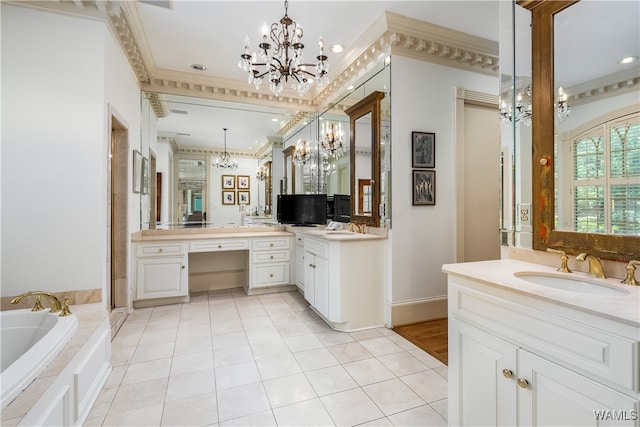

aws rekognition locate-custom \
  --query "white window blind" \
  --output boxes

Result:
[572,112,640,235]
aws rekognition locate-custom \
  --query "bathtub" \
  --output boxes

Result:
[1,309,78,409]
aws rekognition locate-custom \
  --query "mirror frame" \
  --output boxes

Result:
[345,90,385,227]
[283,145,296,194]
[522,0,639,261]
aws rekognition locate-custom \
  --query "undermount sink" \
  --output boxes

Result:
[514,272,630,296]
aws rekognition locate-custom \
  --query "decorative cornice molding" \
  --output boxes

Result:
[175,145,259,159]
[456,88,499,106]
[147,93,169,118]
[278,112,311,136]
[566,68,640,107]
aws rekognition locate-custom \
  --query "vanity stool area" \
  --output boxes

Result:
[131,225,387,332]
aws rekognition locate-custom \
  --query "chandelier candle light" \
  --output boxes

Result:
[238,0,329,96]
[256,164,269,181]
[500,84,571,126]
[293,139,312,164]
[320,121,345,159]
[213,128,239,169]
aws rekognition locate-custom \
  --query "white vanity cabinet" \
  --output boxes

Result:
[295,234,305,293]
[135,242,188,300]
[249,236,292,290]
[446,269,640,426]
[299,233,386,331]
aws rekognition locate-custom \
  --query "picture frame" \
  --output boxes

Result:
[412,131,435,168]
[222,175,236,189]
[237,175,250,189]
[237,190,250,205]
[413,170,436,205]
[222,190,235,205]
[132,150,142,193]
[141,157,149,194]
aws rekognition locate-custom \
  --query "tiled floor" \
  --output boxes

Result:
[85,289,448,426]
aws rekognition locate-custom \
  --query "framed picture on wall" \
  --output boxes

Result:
[141,157,149,194]
[132,150,142,193]
[412,131,435,168]
[238,175,250,189]
[222,175,236,189]
[238,190,250,205]
[413,170,436,205]
[222,190,235,205]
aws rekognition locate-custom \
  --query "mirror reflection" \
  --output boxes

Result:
[553,1,639,236]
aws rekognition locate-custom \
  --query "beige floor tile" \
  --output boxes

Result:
[362,378,425,415]
[304,365,359,396]
[400,370,448,403]
[316,330,355,346]
[293,347,339,371]
[387,334,420,350]
[263,373,317,408]
[121,357,171,385]
[321,388,384,426]
[166,368,216,401]
[430,398,448,421]
[220,409,277,426]
[210,318,244,335]
[214,343,254,367]
[434,365,448,380]
[173,335,213,356]
[217,382,271,422]
[408,348,445,368]
[284,333,324,353]
[387,403,448,426]
[256,353,302,380]
[215,360,261,390]
[349,329,384,341]
[343,357,395,386]
[108,377,168,414]
[377,351,429,377]
[103,403,164,426]
[161,392,218,426]
[269,312,301,326]
[358,336,404,357]
[272,398,335,426]
[130,340,176,364]
[250,338,291,360]
[85,386,117,419]
[103,365,126,389]
[245,325,282,344]
[212,331,249,349]
[171,350,214,375]
[242,315,274,331]
[327,341,374,364]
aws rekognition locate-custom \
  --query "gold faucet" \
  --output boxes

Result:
[576,253,606,279]
[547,248,571,273]
[347,222,365,234]
[621,260,639,286]
[11,291,63,313]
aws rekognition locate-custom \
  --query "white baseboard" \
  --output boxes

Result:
[391,296,447,327]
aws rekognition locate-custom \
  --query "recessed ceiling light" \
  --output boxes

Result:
[271,118,279,122]
[331,44,344,53]
[191,64,207,71]
[619,56,638,65]
[348,85,354,91]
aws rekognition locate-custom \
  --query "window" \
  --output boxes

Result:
[571,113,640,235]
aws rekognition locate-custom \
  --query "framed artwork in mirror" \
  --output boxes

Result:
[412,132,435,168]
[222,190,235,205]
[222,175,235,189]
[413,170,436,205]
[238,175,250,189]
[238,190,250,205]
[141,157,149,194]
[132,150,142,193]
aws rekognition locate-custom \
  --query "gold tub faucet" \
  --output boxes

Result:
[621,260,639,286]
[347,222,366,234]
[576,253,606,279]
[11,291,63,313]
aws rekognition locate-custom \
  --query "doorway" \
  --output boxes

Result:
[109,111,129,330]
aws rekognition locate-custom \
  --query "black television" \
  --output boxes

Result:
[278,194,328,226]
[333,194,351,223]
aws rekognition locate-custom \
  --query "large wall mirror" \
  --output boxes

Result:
[346,91,385,228]
[523,0,639,261]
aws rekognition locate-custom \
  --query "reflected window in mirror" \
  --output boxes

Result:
[177,157,207,223]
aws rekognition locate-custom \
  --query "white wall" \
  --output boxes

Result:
[389,56,498,304]
[1,5,140,298]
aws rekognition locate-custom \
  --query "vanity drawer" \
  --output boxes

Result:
[253,250,290,263]
[303,237,328,258]
[252,237,291,251]
[136,242,186,257]
[189,239,249,252]
[252,264,290,287]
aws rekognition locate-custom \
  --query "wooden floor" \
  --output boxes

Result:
[393,318,448,365]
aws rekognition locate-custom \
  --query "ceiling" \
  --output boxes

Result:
[132,0,500,152]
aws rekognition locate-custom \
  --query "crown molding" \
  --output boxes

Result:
[566,68,640,107]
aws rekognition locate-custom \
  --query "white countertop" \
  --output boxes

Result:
[132,226,292,242]
[443,259,640,327]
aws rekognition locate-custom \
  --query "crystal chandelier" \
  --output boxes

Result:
[293,139,311,164]
[320,121,345,159]
[499,84,571,126]
[256,164,269,181]
[238,0,329,96]
[212,128,239,169]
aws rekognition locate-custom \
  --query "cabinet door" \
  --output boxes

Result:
[313,255,329,318]
[304,251,315,305]
[518,350,639,426]
[295,244,305,291]
[449,319,517,426]
[136,257,187,300]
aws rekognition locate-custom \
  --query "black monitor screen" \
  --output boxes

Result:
[333,194,351,222]
[278,194,328,226]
